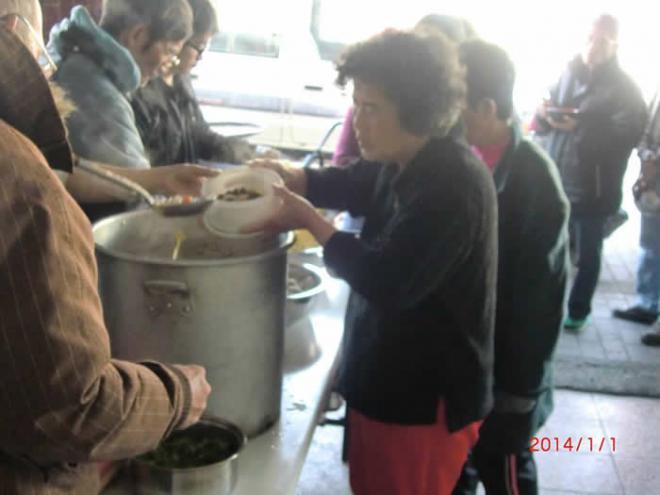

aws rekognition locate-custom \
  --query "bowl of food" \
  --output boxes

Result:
[284,261,325,369]
[286,261,325,326]
[133,417,246,495]
[201,166,283,236]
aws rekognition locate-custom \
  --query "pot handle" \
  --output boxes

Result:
[143,280,190,297]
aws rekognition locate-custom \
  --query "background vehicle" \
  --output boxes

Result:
[194,0,660,155]
[192,0,350,154]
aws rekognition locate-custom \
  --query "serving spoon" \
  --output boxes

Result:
[76,158,212,216]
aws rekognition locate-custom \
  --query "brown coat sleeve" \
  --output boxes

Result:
[0,121,191,466]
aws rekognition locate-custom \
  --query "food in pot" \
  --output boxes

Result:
[171,230,186,261]
[217,187,262,202]
[137,430,235,469]
[184,240,236,259]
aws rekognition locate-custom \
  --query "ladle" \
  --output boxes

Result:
[76,158,212,216]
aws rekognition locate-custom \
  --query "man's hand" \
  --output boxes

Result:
[171,364,212,430]
[547,115,578,132]
[68,159,219,203]
[143,164,220,196]
[248,159,307,196]
[255,145,283,160]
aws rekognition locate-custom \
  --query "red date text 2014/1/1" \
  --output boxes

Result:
[529,437,616,453]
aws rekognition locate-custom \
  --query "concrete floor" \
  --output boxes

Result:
[296,390,660,495]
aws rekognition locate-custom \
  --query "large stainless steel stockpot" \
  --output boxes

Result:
[93,210,293,437]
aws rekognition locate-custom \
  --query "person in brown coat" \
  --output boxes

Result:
[0,3,211,493]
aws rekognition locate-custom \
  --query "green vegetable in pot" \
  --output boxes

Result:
[138,430,235,469]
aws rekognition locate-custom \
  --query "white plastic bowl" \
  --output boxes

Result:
[202,166,283,236]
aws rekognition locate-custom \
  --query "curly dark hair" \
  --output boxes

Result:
[335,29,465,137]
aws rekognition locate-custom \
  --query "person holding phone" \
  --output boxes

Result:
[534,14,647,332]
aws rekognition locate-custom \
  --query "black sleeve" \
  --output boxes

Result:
[183,91,256,164]
[579,78,648,158]
[192,117,256,164]
[322,192,483,312]
[42,140,74,174]
[504,154,570,396]
[305,161,383,215]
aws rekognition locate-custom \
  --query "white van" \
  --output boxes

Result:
[192,1,350,153]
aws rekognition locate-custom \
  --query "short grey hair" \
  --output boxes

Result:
[100,0,192,44]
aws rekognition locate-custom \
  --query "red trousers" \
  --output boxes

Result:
[348,401,480,495]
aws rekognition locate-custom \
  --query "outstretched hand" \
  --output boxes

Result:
[546,115,577,132]
[149,164,220,196]
[248,159,307,195]
[242,184,338,245]
[243,184,313,235]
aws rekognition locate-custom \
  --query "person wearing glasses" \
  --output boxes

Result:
[132,0,257,167]
[2,2,217,208]
[47,0,217,221]
[0,0,212,492]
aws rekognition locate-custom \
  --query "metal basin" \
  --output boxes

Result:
[133,417,245,495]
[284,262,325,371]
[286,261,325,326]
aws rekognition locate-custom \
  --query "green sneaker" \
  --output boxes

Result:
[564,316,589,331]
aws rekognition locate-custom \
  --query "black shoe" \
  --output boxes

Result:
[612,306,658,325]
[641,331,660,347]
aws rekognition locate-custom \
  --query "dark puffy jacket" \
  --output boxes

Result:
[132,75,254,166]
[478,125,569,452]
[535,56,647,215]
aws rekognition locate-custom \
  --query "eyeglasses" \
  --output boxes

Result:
[185,41,208,58]
[1,13,58,77]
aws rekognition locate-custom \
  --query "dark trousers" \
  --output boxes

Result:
[567,212,607,319]
[452,447,538,495]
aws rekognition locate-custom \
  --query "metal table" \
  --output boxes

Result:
[208,122,264,139]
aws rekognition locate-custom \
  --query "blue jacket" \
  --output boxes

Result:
[48,6,149,170]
